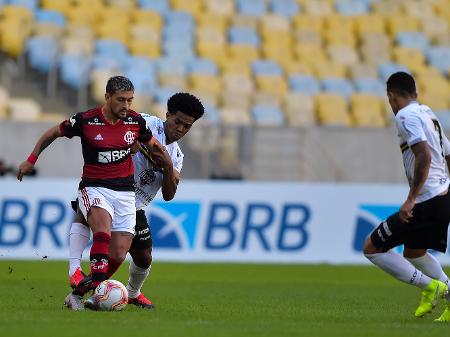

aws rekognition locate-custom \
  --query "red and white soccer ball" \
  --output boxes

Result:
[93,279,128,311]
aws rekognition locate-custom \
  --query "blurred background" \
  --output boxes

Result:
[0,0,449,182]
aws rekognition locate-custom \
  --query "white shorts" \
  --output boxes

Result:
[78,187,136,235]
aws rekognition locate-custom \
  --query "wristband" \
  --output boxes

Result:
[27,153,38,165]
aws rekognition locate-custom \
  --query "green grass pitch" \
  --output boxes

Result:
[0,261,449,337]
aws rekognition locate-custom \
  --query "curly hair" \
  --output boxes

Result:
[167,93,205,120]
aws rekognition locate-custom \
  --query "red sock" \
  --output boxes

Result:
[105,258,122,279]
[90,232,111,287]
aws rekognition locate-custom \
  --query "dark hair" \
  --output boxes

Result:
[167,93,205,120]
[106,76,134,95]
[386,72,416,97]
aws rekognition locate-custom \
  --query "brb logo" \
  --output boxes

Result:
[147,201,311,252]
[148,202,200,249]
[352,205,399,252]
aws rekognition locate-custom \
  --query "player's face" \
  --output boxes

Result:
[165,111,195,143]
[106,91,134,119]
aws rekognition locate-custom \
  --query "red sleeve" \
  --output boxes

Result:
[59,113,83,138]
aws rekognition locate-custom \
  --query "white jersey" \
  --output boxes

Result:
[395,102,450,203]
[133,114,184,210]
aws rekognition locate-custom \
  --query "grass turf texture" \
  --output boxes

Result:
[0,261,449,337]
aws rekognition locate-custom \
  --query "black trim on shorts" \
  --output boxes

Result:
[370,190,450,253]
[131,209,152,250]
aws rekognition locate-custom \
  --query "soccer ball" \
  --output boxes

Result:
[93,279,128,311]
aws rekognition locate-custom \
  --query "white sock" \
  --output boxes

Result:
[69,222,90,277]
[126,260,151,299]
[406,253,450,286]
[365,250,432,288]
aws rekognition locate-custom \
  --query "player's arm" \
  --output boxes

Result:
[409,141,432,199]
[17,125,63,181]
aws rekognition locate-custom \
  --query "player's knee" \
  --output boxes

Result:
[109,247,128,263]
[363,236,382,255]
[403,248,426,259]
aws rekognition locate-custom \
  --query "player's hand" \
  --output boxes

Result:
[150,142,172,171]
[399,197,415,223]
[17,160,34,181]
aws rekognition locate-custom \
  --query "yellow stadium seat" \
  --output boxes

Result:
[316,93,352,127]
[205,0,235,16]
[40,0,72,15]
[62,36,94,56]
[196,12,228,32]
[129,40,160,58]
[190,90,220,107]
[325,29,357,47]
[99,7,131,26]
[220,59,251,76]
[386,15,420,36]
[261,14,290,37]
[228,44,260,63]
[372,1,404,15]
[253,91,281,107]
[171,0,203,17]
[67,7,98,27]
[325,15,354,34]
[39,113,67,123]
[230,15,259,30]
[91,69,116,102]
[293,30,322,46]
[129,25,160,42]
[262,44,294,63]
[354,14,385,36]
[158,74,187,89]
[419,92,449,111]
[284,92,316,127]
[293,15,323,34]
[221,90,252,110]
[32,22,63,38]
[255,76,288,98]
[0,21,28,57]
[9,98,41,121]
[96,24,128,44]
[280,59,313,75]
[222,73,255,94]
[312,62,346,79]
[348,63,379,80]
[0,86,10,119]
[65,24,94,39]
[403,1,436,19]
[350,94,386,127]
[416,74,450,96]
[327,46,359,65]
[294,44,328,65]
[132,10,163,29]
[106,0,136,10]
[219,106,252,126]
[189,74,222,95]
[1,5,33,21]
[196,27,226,43]
[149,103,167,120]
[303,0,333,16]
[197,42,229,66]
[132,93,152,115]
[392,47,427,74]
[360,33,391,65]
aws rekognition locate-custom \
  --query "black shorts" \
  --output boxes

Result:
[131,210,152,250]
[371,190,450,253]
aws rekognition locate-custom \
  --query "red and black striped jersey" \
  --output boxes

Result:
[59,107,153,191]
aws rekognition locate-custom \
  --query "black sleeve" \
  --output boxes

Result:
[59,112,83,138]
[137,115,153,143]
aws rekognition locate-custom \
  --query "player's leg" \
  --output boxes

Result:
[127,210,154,309]
[405,249,449,287]
[68,200,90,288]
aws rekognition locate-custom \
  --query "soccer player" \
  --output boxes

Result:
[363,72,450,322]
[17,76,169,310]
[67,93,204,310]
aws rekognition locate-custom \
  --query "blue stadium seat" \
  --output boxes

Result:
[396,32,429,53]
[252,104,284,126]
[27,36,58,73]
[157,58,188,76]
[427,46,450,74]
[378,63,410,82]
[435,111,450,129]
[138,0,169,14]
[203,103,220,125]
[95,39,129,66]
[165,11,195,30]
[153,86,179,104]
[236,0,267,16]
[322,78,354,99]
[288,75,321,95]
[189,58,218,75]
[270,0,300,18]
[124,68,157,92]
[91,54,122,70]
[252,60,283,76]
[335,0,370,15]
[123,56,155,74]
[59,54,92,88]
[7,0,38,11]
[34,9,66,27]
[354,78,386,97]
[229,27,260,48]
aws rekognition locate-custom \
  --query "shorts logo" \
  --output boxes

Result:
[147,202,200,250]
[353,205,399,252]
[124,131,135,145]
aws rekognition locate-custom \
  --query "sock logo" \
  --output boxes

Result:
[148,202,200,250]
[353,205,399,252]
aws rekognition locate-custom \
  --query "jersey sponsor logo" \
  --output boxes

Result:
[87,118,105,126]
[94,134,103,141]
[124,131,135,145]
[98,148,131,163]
[147,202,201,250]
[352,204,402,252]
[123,116,139,125]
